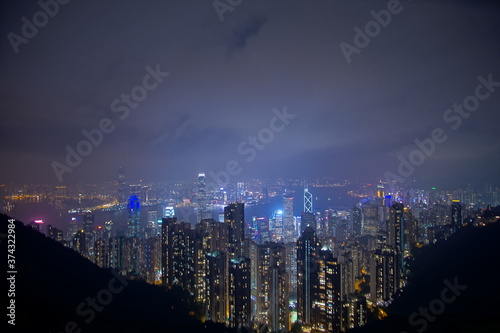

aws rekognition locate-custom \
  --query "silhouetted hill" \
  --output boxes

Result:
[0,214,233,333]
[350,221,500,333]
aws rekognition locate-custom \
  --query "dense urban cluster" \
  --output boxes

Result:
[3,171,499,333]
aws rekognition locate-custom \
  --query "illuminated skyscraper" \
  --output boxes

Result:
[225,202,245,258]
[147,210,158,237]
[304,186,313,213]
[256,217,271,244]
[451,200,462,230]
[270,209,284,242]
[83,212,95,258]
[161,217,177,287]
[118,166,127,203]
[369,247,400,305]
[67,217,78,240]
[351,206,362,239]
[206,250,227,323]
[127,195,141,237]
[297,227,321,325]
[229,257,251,328]
[301,212,316,234]
[283,195,295,242]
[237,182,245,203]
[198,173,209,221]
[312,250,341,333]
[256,243,289,332]
[361,204,378,236]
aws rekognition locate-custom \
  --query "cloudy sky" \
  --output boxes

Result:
[1,0,499,187]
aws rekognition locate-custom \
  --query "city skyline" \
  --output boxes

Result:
[2,1,500,332]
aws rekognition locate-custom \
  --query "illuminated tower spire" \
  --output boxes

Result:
[304,184,313,213]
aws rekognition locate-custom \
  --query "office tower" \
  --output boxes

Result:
[285,241,298,314]
[67,217,79,240]
[161,217,177,287]
[83,212,95,258]
[127,195,141,237]
[94,238,107,268]
[104,220,113,233]
[72,230,86,256]
[451,200,462,230]
[147,210,158,238]
[304,186,313,213]
[237,182,245,203]
[171,221,195,289]
[142,236,160,284]
[162,217,195,290]
[283,195,295,242]
[82,212,94,235]
[387,203,404,252]
[312,250,341,333]
[256,243,289,332]
[229,257,251,328]
[377,183,385,199]
[225,203,245,258]
[361,204,378,236]
[198,173,209,221]
[256,217,271,244]
[118,166,127,203]
[351,206,362,239]
[164,205,175,218]
[369,247,400,305]
[297,227,321,325]
[270,209,284,243]
[301,212,316,234]
[206,250,228,323]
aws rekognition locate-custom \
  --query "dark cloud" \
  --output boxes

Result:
[1,0,499,186]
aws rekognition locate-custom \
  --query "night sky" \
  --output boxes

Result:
[1,0,499,187]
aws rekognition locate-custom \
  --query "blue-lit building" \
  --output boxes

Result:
[127,195,141,237]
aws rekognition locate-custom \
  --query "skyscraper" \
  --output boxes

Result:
[304,186,313,213]
[300,212,316,234]
[312,250,341,333]
[229,257,251,328]
[297,226,321,325]
[127,195,141,238]
[270,209,284,243]
[451,200,462,230]
[82,212,95,258]
[118,166,127,203]
[351,206,362,239]
[283,195,295,242]
[225,202,245,258]
[198,173,209,221]
[256,242,289,332]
